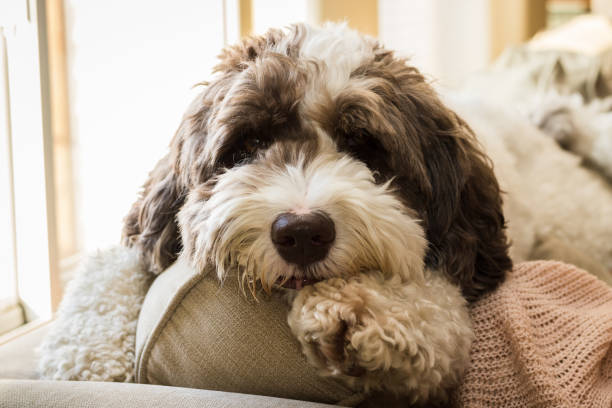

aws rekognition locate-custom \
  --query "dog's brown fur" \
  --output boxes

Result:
[122,24,511,301]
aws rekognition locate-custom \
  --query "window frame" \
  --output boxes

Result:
[0,0,59,340]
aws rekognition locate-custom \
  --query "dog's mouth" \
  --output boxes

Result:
[276,276,322,290]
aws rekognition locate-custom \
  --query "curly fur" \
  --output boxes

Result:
[288,272,472,405]
[37,246,150,381]
[117,23,511,400]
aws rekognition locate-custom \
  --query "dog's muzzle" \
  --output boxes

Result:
[270,211,335,267]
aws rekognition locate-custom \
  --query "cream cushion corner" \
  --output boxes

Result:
[135,258,361,406]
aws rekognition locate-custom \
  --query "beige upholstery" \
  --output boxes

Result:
[0,380,340,408]
[135,258,362,406]
[0,323,344,407]
[0,324,49,379]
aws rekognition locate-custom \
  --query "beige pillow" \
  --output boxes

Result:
[135,258,363,406]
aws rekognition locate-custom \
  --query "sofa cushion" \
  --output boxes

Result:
[0,324,49,379]
[0,380,341,408]
[135,258,362,407]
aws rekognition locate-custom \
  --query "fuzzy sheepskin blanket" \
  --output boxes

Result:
[38,247,612,407]
[38,247,150,381]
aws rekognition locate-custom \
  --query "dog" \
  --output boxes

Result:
[122,23,513,403]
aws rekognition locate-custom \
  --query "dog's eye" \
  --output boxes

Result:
[240,137,271,158]
[243,138,263,154]
[340,131,390,182]
[344,136,362,151]
[219,136,271,169]
[342,132,374,159]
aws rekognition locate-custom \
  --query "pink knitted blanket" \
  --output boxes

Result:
[453,261,612,407]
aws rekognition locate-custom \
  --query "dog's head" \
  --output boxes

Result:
[123,23,511,301]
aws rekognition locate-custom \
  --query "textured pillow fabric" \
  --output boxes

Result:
[135,258,363,406]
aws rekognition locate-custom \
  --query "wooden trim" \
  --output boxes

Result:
[489,0,547,59]
[239,0,252,37]
[314,0,378,37]
[240,0,378,38]
[36,0,62,313]
[45,0,77,265]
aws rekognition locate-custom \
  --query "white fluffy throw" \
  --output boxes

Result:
[37,246,150,381]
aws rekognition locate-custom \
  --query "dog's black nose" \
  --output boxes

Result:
[271,212,335,266]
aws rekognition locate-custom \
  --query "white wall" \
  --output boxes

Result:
[64,0,226,252]
[252,0,312,34]
[379,0,490,89]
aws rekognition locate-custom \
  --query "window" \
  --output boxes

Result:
[0,0,235,338]
[1,24,19,331]
[1,0,58,336]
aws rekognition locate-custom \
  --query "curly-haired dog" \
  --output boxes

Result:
[123,23,512,403]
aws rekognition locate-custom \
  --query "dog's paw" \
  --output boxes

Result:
[287,278,366,378]
[287,272,474,403]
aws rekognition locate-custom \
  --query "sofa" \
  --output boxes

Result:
[0,325,340,408]
[3,258,612,408]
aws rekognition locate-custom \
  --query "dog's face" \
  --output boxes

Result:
[178,133,428,293]
[123,23,512,301]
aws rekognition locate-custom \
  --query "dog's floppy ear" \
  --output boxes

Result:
[122,153,185,274]
[122,30,287,274]
[386,58,512,301]
[121,85,220,274]
[421,114,512,301]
